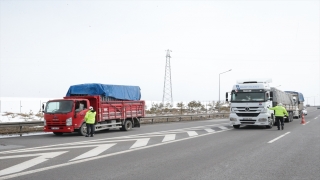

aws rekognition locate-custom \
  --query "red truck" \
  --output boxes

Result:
[43,84,145,136]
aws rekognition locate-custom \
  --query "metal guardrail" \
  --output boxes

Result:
[0,113,230,135]
[0,121,44,136]
[0,121,44,128]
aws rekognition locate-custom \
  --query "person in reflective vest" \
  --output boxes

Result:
[85,106,96,137]
[269,103,288,130]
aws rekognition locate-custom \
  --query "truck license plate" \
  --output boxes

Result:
[51,127,59,130]
[243,118,252,120]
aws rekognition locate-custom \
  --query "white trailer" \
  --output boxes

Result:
[226,79,297,129]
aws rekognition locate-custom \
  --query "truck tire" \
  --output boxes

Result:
[53,132,63,136]
[233,125,240,129]
[266,118,273,129]
[121,120,132,131]
[78,123,87,136]
[289,112,293,122]
[285,116,289,123]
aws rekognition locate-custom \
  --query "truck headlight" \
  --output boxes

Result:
[44,119,46,126]
[258,118,267,122]
[260,108,267,113]
[66,118,72,126]
[230,117,237,121]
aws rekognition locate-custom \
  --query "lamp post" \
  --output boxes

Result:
[219,69,232,112]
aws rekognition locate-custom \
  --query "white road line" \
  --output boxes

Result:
[162,134,176,142]
[204,128,215,133]
[187,131,198,136]
[0,143,117,154]
[218,126,228,130]
[0,151,67,176]
[0,123,230,154]
[70,144,116,161]
[314,117,318,119]
[130,138,150,149]
[268,132,291,143]
[0,129,231,180]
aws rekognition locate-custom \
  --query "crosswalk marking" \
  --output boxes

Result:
[187,131,198,136]
[130,138,150,149]
[70,144,116,161]
[162,134,176,142]
[0,151,67,176]
[218,126,228,130]
[204,128,215,133]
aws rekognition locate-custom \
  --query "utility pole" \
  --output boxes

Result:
[162,49,173,108]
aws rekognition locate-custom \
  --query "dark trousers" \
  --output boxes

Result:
[275,116,284,129]
[86,124,95,135]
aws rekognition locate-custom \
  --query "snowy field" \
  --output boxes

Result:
[0,97,54,123]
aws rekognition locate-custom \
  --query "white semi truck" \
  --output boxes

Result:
[226,79,298,129]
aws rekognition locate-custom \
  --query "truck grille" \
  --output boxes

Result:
[236,107,259,112]
[47,121,65,126]
[236,113,260,117]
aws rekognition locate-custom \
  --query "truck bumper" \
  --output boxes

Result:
[229,113,270,126]
[44,126,75,133]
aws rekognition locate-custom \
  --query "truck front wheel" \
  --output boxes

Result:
[233,125,240,129]
[266,117,273,129]
[78,123,87,136]
[121,120,132,131]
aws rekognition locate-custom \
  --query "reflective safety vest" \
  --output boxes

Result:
[269,106,289,117]
[85,110,96,124]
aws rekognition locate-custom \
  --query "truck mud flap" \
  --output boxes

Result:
[133,118,140,128]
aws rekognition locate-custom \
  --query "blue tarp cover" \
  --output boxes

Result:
[66,83,141,100]
[284,91,305,102]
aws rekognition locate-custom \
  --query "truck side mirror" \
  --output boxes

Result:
[225,92,228,102]
[42,103,45,113]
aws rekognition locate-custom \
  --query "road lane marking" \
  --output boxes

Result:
[268,132,291,143]
[204,128,215,133]
[0,128,231,180]
[70,144,115,161]
[0,123,230,154]
[0,143,117,154]
[130,138,150,149]
[162,134,176,142]
[217,126,228,130]
[187,131,198,136]
[314,117,318,119]
[0,151,67,176]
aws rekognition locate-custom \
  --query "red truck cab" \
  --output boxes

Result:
[43,96,145,136]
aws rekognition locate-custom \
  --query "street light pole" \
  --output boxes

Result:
[219,69,232,112]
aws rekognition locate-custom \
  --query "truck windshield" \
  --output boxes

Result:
[45,100,73,113]
[231,92,265,102]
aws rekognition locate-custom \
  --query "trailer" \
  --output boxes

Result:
[226,79,299,129]
[284,91,305,118]
[43,83,145,136]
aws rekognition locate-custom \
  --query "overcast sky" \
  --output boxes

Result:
[0,0,319,104]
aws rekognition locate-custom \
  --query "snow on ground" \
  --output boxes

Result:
[0,112,43,123]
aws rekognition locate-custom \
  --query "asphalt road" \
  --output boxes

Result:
[0,108,319,180]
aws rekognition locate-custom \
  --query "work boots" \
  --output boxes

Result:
[281,126,284,130]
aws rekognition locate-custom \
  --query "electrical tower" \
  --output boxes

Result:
[162,49,173,107]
